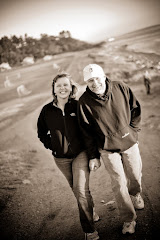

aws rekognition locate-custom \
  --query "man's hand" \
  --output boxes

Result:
[89,158,101,171]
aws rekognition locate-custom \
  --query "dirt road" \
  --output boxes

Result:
[0,50,160,240]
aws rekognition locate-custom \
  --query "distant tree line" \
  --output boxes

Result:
[0,30,93,66]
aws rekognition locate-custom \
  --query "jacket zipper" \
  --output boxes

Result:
[62,110,74,155]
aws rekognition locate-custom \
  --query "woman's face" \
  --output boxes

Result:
[54,77,72,100]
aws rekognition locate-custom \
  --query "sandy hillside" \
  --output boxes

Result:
[0,26,160,240]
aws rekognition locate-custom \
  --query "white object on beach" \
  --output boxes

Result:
[17,84,32,97]
[53,63,60,69]
[4,76,14,88]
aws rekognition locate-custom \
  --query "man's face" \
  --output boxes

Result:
[86,76,106,94]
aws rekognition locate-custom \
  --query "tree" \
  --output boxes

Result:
[11,35,20,44]
[0,36,12,51]
[59,30,71,38]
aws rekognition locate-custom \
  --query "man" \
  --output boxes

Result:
[144,70,151,94]
[78,64,144,237]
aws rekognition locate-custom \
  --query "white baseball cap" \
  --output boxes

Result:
[83,64,105,82]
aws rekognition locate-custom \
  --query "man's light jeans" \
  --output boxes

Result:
[54,151,95,233]
[100,143,142,222]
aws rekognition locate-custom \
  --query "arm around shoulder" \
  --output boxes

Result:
[77,100,100,160]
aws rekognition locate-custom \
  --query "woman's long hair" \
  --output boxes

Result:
[52,73,77,103]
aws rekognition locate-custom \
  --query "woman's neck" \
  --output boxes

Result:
[57,97,69,111]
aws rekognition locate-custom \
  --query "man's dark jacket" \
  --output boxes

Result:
[77,79,141,160]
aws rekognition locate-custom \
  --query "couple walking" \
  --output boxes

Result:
[37,64,144,240]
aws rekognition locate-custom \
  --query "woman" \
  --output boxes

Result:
[37,73,99,240]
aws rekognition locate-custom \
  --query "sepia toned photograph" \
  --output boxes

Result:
[0,0,160,239]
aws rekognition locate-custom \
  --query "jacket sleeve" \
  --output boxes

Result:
[37,107,52,150]
[77,101,100,160]
[128,87,141,131]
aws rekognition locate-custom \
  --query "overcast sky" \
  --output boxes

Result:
[0,0,160,43]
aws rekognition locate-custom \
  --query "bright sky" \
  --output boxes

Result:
[0,0,160,43]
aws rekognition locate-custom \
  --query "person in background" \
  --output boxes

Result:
[144,70,151,94]
[37,73,99,240]
[78,64,144,236]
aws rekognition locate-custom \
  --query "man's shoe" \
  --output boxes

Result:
[85,230,99,240]
[131,193,144,210]
[93,211,100,222]
[122,221,136,234]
